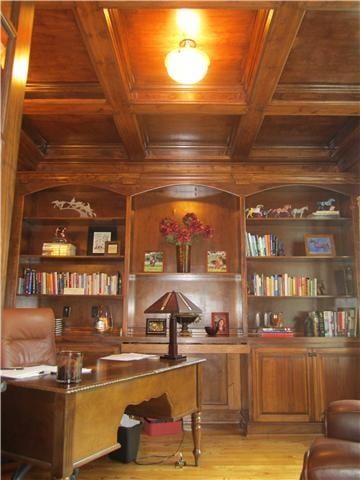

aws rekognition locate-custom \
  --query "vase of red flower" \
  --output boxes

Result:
[159,213,213,273]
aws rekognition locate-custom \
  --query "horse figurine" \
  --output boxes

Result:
[246,204,264,218]
[291,206,308,218]
[316,198,336,211]
[272,204,292,217]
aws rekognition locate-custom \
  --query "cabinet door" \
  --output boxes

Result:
[313,347,360,420]
[251,347,312,422]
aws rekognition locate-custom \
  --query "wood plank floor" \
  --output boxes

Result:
[7,425,314,480]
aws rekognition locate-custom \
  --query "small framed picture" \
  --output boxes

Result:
[207,251,227,273]
[304,234,335,256]
[146,318,167,336]
[87,226,117,255]
[105,240,121,256]
[144,251,164,273]
[211,312,229,336]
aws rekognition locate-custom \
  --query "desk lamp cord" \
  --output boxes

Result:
[135,430,186,467]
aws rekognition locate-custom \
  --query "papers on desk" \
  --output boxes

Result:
[100,353,157,361]
[0,365,57,379]
[0,365,92,379]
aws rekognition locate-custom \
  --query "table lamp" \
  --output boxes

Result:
[144,290,202,361]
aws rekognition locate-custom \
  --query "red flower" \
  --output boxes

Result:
[159,213,213,245]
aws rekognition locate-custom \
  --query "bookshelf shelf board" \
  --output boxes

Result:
[16,294,123,298]
[246,217,351,224]
[23,216,125,225]
[248,295,354,299]
[246,256,353,261]
[130,272,241,282]
[20,255,124,261]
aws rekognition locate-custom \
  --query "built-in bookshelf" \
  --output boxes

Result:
[245,186,358,336]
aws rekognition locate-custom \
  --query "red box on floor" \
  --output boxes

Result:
[143,418,182,436]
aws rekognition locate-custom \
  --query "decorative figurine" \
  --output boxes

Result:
[246,204,264,218]
[53,226,68,243]
[52,198,96,218]
[316,198,336,211]
[291,206,309,218]
[272,204,292,217]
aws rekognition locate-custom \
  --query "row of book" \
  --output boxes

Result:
[258,327,295,337]
[251,273,318,296]
[304,309,358,337]
[245,232,284,257]
[17,269,122,296]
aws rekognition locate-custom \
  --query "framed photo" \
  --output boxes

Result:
[207,250,227,273]
[87,226,117,255]
[144,251,164,273]
[304,234,335,256]
[146,318,167,336]
[105,240,121,256]
[211,312,229,336]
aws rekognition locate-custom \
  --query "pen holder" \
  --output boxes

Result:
[56,351,83,384]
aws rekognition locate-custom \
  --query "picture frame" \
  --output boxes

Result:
[211,312,229,336]
[207,250,227,273]
[87,226,117,255]
[304,234,335,257]
[144,251,164,273]
[146,318,167,336]
[105,240,121,256]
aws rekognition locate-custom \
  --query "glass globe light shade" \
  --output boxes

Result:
[165,39,210,84]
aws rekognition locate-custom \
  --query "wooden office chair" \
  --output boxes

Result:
[1,308,56,368]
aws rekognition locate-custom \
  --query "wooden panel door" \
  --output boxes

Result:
[251,347,312,423]
[313,347,360,421]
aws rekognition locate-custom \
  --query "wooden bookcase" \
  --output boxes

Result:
[13,185,126,331]
[245,186,358,337]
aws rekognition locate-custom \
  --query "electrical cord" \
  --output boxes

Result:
[135,429,186,466]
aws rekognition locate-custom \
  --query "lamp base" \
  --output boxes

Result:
[160,354,187,362]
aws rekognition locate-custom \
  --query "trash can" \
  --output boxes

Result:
[109,414,142,463]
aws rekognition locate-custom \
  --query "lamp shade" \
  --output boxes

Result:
[144,290,202,316]
[165,39,210,85]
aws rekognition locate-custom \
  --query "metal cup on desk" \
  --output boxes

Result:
[56,351,83,384]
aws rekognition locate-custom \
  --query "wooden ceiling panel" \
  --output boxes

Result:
[23,115,122,145]
[114,8,257,87]
[255,116,352,146]
[28,9,98,83]
[141,114,238,147]
[280,11,360,85]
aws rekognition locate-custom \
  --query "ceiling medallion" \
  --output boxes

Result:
[165,38,210,85]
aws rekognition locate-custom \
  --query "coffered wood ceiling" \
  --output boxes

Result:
[18,1,359,176]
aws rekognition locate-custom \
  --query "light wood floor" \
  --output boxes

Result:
[8,425,313,480]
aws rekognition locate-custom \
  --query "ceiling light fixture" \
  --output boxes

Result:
[165,38,210,85]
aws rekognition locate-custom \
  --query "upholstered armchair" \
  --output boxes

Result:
[1,308,56,368]
[300,399,360,480]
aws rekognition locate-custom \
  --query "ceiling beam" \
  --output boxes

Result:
[74,2,145,160]
[25,82,104,99]
[230,4,306,160]
[249,146,332,162]
[274,84,360,101]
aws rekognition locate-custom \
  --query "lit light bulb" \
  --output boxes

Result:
[165,39,210,85]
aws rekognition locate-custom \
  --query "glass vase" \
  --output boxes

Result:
[176,244,191,273]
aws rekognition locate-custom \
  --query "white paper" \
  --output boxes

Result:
[1,365,92,379]
[100,353,157,361]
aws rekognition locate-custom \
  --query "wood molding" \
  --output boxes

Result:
[18,130,43,170]
[274,84,360,101]
[266,101,360,116]
[230,4,306,159]
[44,144,128,160]
[25,82,104,99]
[23,98,113,115]
[74,2,145,160]
[249,146,332,161]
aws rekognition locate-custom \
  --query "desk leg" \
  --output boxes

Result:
[191,411,201,466]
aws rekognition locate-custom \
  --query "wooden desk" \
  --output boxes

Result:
[1,357,204,480]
